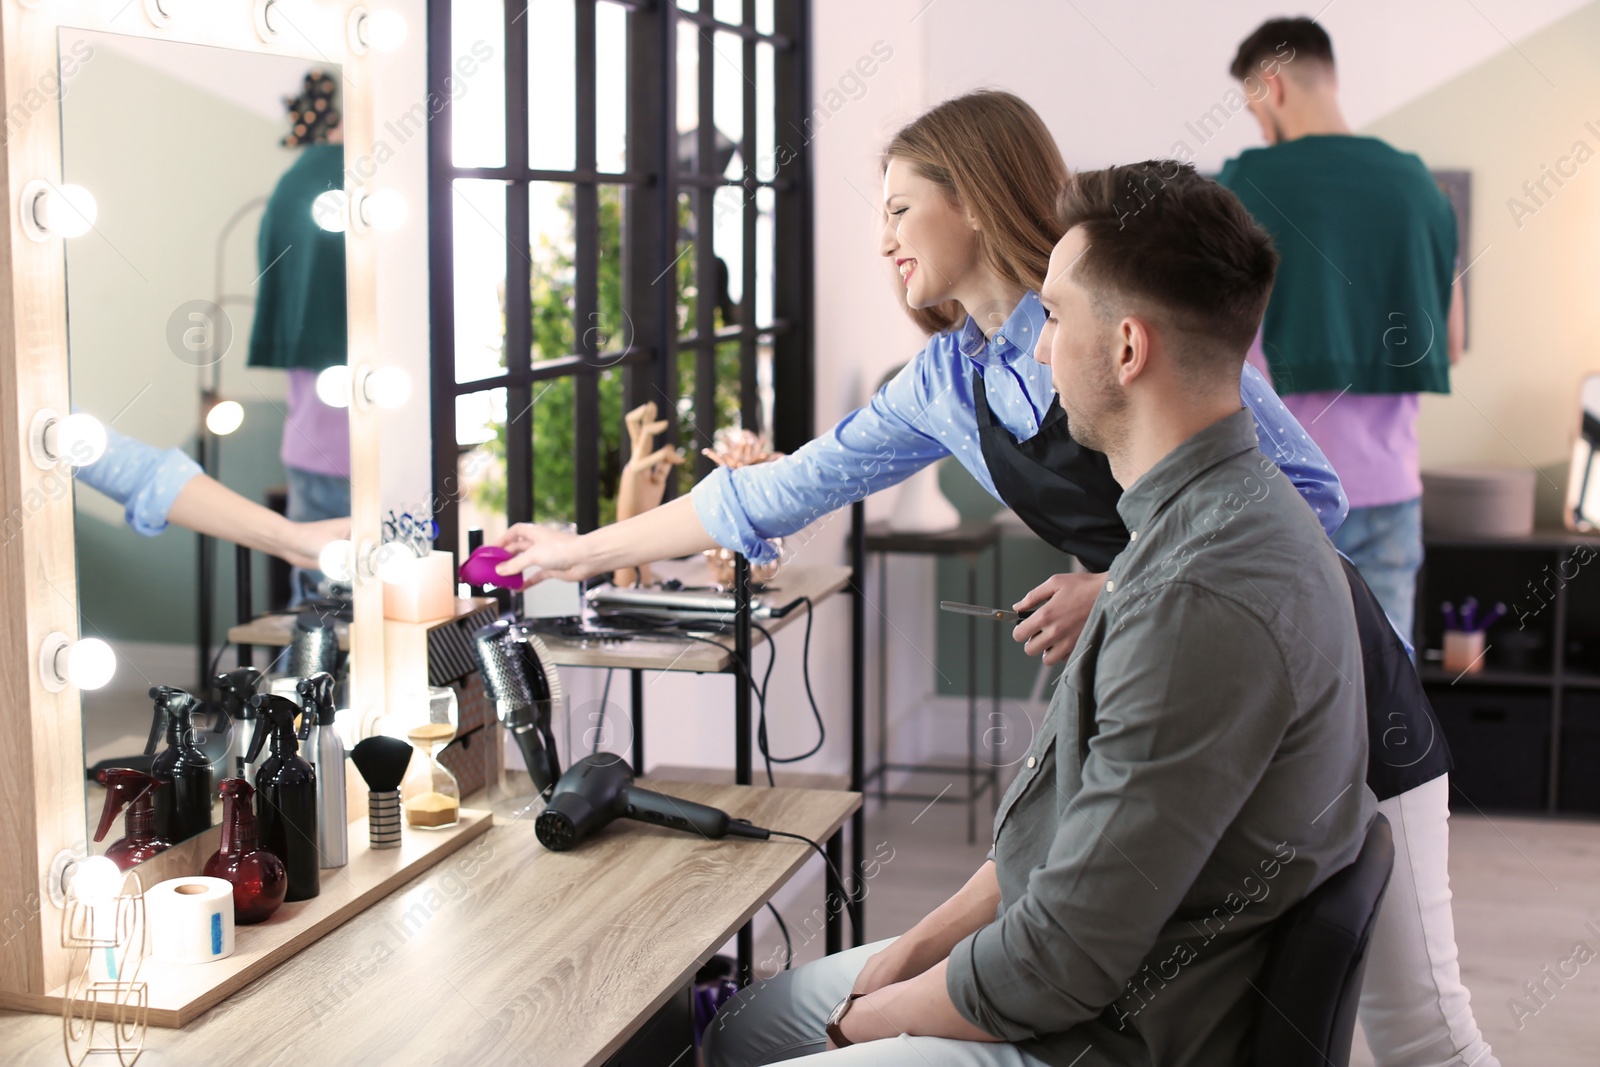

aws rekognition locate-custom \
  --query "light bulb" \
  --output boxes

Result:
[65,638,116,690]
[316,365,352,408]
[46,412,107,467]
[70,856,123,904]
[364,9,407,51]
[38,184,97,238]
[361,189,407,231]
[205,399,244,436]
[376,542,420,584]
[362,366,411,409]
[319,539,356,583]
[312,189,348,233]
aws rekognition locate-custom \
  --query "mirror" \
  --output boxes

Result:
[59,28,349,862]
[1566,375,1600,532]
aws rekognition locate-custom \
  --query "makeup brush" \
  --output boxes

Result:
[350,736,412,850]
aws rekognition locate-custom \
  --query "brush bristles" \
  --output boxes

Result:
[350,735,413,792]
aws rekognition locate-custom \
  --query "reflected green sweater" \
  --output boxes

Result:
[246,143,347,371]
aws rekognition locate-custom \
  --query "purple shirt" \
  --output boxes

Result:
[1248,336,1420,509]
[282,368,351,478]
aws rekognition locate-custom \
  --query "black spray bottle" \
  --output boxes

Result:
[245,693,320,902]
[213,667,263,786]
[145,686,215,842]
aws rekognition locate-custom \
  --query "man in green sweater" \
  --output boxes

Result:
[1217,19,1490,1067]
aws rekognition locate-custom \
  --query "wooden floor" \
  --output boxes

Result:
[765,785,1600,1065]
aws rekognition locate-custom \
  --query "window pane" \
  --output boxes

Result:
[531,376,576,525]
[598,366,625,526]
[674,190,696,337]
[595,185,629,357]
[452,0,506,167]
[596,2,629,173]
[675,18,698,172]
[531,182,577,363]
[528,0,576,171]
[713,31,743,179]
[755,42,774,180]
[755,185,774,327]
[715,339,742,431]
[756,339,774,441]
[453,179,508,384]
[457,387,508,559]
[713,0,741,25]
[755,0,773,35]
[677,0,699,10]
[712,184,743,315]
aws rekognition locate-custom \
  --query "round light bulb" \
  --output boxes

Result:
[316,365,352,408]
[205,399,244,436]
[39,184,97,238]
[50,412,107,466]
[70,856,123,904]
[362,189,408,232]
[365,9,407,51]
[319,539,356,583]
[65,638,116,691]
[363,366,411,409]
[312,189,348,233]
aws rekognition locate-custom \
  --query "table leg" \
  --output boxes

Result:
[826,830,844,955]
[631,669,645,773]
[735,555,754,983]
[877,554,887,805]
[966,558,977,845]
[991,540,1002,811]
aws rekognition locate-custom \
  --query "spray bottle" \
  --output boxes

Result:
[145,686,215,842]
[245,693,320,902]
[214,667,264,786]
[296,671,348,869]
[93,768,172,870]
[203,758,289,924]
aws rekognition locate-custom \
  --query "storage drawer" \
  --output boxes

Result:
[1427,686,1550,812]
[1560,692,1600,814]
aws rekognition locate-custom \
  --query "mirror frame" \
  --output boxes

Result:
[0,0,385,1004]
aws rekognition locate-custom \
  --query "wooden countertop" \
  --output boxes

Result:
[0,779,860,1067]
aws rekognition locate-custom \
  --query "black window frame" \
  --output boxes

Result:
[426,0,814,558]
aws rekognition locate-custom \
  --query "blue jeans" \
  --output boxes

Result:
[285,466,350,607]
[1331,497,1423,646]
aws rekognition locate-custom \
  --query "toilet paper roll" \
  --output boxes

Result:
[147,876,235,965]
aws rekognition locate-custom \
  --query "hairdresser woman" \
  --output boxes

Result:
[493,91,1472,1063]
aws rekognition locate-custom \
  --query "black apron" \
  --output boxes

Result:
[972,368,1451,800]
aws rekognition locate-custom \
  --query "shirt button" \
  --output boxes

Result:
[1026,756,1037,769]
[1105,580,1115,592]
[1129,530,1138,541]
[994,333,1005,346]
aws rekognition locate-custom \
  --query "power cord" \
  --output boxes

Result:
[765,902,793,971]
[592,668,614,756]
[747,824,858,944]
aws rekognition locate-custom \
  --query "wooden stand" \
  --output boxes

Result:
[0,810,492,1027]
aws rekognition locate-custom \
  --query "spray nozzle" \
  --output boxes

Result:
[147,685,207,758]
[296,671,336,729]
[94,768,160,842]
[213,667,263,724]
[245,693,302,764]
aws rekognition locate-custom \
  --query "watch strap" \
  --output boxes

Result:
[826,992,865,1048]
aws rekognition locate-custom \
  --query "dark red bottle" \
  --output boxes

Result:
[203,763,288,925]
[94,768,172,871]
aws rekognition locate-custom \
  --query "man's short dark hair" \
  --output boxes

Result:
[1230,17,1333,81]
[1055,162,1278,364]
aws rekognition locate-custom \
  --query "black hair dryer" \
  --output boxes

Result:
[535,755,770,851]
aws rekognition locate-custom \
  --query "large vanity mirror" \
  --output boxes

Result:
[1565,374,1600,531]
[60,28,353,865]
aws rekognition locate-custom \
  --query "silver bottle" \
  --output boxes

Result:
[296,672,348,868]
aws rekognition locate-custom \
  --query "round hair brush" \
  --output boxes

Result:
[351,735,413,850]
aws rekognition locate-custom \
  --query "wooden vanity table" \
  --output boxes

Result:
[0,779,860,1067]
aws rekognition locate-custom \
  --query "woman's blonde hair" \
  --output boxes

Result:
[882,90,1068,335]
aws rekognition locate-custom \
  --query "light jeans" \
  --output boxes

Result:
[1360,775,1499,1067]
[1332,498,1424,645]
[701,938,1053,1067]
[285,465,349,608]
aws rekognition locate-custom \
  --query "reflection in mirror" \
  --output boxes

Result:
[60,29,350,865]
[1567,375,1600,532]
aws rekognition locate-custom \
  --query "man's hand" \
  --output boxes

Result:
[494,523,593,584]
[1012,571,1102,665]
[851,942,914,998]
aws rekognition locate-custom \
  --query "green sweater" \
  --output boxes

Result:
[1218,135,1456,396]
[246,143,348,371]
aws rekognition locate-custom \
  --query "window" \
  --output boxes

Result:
[427,0,813,558]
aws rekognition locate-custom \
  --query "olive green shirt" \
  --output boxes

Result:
[945,409,1375,1066]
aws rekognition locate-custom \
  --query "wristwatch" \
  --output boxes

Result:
[826,992,865,1048]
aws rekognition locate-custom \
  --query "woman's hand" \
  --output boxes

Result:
[851,942,915,998]
[1011,571,1102,665]
[494,523,594,583]
[278,516,351,571]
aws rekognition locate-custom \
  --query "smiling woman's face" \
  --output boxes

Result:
[879,157,982,310]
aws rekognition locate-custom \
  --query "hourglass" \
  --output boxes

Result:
[401,687,460,829]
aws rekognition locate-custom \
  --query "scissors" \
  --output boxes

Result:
[383,510,439,558]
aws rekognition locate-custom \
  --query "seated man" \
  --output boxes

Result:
[703,162,1375,1067]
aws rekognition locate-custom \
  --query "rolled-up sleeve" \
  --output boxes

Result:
[1240,361,1347,537]
[690,355,951,562]
[73,424,202,537]
[946,585,1294,1039]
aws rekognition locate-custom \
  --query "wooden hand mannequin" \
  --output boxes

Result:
[613,401,685,587]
